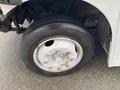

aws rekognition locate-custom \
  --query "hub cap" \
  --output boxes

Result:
[33,37,83,73]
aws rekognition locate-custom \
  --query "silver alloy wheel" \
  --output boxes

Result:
[33,37,83,73]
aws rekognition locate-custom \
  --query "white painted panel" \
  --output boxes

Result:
[108,11,120,67]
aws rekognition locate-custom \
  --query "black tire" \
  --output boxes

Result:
[21,17,95,76]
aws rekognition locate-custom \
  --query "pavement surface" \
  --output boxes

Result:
[0,32,120,90]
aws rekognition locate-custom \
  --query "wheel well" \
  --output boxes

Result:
[7,0,112,52]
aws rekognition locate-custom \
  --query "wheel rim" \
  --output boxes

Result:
[33,37,83,73]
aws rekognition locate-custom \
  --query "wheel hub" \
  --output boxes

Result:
[33,37,83,73]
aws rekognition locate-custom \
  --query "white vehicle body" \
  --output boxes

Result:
[0,0,120,67]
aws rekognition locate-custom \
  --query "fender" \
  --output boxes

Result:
[83,0,120,67]
[0,0,120,67]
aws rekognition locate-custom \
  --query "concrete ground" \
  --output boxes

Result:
[0,32,120,90]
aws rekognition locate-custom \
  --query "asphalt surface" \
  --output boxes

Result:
[0,32,120,90]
